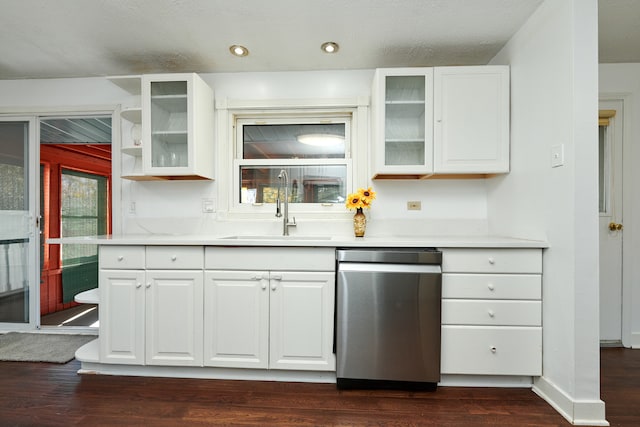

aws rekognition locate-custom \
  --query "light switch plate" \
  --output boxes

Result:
[551,144,564,168]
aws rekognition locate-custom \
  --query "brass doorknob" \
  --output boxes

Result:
[608,222,623,231]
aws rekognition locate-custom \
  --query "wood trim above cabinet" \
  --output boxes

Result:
[372,173,499,180]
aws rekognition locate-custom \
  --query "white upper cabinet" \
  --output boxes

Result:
[142,73,215,180]
[110,73,215,180]
[372,68,434,177]
[433,66,510,174]
[372,66,509,178]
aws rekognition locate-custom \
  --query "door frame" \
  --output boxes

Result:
[0,105,121,331]
[599,93,634,347]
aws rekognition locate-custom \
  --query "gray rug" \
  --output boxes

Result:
[0,332,95,363]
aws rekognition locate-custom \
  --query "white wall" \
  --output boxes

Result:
[599,63,640,348]
[489,0,605,425]
[120,70,490,236]
[0,71,490,238]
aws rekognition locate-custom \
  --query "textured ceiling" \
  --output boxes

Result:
[0,0,544,79]
[0,1,635,81]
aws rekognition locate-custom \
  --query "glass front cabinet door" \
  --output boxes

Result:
[142,73,215,180]
[371,68,434,177]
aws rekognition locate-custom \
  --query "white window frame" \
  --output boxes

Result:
[217,98,369,219]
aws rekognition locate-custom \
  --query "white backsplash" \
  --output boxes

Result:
[121,178,489,238]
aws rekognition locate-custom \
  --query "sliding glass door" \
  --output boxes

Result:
[0,117,38,329]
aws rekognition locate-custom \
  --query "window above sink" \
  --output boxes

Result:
[226,105,365,217]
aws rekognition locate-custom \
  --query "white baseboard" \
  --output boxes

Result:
[629,332,640,348]
[439,374,533,388]
[78,361,337,383]
[533,376,609,426]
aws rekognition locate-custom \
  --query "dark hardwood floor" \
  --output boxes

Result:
[0,348,637,426]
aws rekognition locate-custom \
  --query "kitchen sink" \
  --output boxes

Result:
[221,235,333,241]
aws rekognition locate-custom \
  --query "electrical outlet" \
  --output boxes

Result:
[202,198,215,213]
[407,201,421,211]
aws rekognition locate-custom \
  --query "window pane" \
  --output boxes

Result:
[599,125,607,214]
[240,165,347,204]
[0,121,28,210]
[61,171,107,264]
[243,123,345,160]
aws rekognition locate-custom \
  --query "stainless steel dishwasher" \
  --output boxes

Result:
[336,248,442,389]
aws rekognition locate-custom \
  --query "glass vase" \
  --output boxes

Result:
[353,208,366,237]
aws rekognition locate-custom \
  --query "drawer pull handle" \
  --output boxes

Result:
[488,257,495,265]
[490,346,497,353]
[117,255,124,261]
[488,310,495,318]
[487,283,495,291]
[171,255,177,261]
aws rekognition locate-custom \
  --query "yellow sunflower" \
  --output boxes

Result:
[358,187,377,204]
[345,194,362,210]
[346,187,376,210]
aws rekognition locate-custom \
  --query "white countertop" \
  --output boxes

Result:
[47,234,547,248]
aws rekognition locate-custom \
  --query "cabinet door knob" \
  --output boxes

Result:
[261,282,267,290]
[488,257,495,265]
[146,282,151,288]
[171,255,177,261]
[271,282,277,291]
[490,346,497,353]
[487,283,495,291]
[136,283,142,289]
[117,255,124,261]
[488,310,495,318]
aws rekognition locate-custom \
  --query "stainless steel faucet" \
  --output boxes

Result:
[276,169,296,235]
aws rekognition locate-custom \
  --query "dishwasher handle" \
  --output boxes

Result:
[338,263,441,274]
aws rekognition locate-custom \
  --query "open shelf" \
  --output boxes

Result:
[75,338,100,363]
[74,288,99,304]
[121,107,142,124]
[121,146,143,157]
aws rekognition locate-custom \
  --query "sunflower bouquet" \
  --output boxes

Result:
[345,187,376,211]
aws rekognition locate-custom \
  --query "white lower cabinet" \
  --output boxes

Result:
[440,248,543,376]
[100,269,203,366]
[99,269,146,365]
[144,270,203,366]
[203,270,335,371]
[441,326,542,376]
[99,246,204,366]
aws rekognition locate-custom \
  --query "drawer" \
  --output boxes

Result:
[441,325,542,376]
[99,246,145,269]
[146,246,203,269]
[443,273,541,299]
[441,300,541,326]
[442,248,542,274]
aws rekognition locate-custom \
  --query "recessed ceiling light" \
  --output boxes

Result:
[321,42,339,54]
[229,45,249,57]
